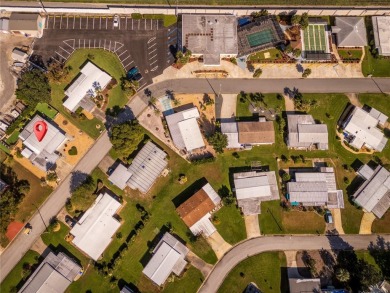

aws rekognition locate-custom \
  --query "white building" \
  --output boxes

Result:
[342,106,388,152]
[372,16,390,56]
[64,61,112,112]
[19,115,67,171]
[70,192,122,261]
[176,183,221,237]
[8,13,44,38]
[233,171,279,215]
[165,107,205,152]
[142,233,189,286]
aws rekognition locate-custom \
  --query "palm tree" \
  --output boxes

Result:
[335,268,350,283]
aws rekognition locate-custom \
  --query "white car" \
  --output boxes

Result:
[113,15,119,27]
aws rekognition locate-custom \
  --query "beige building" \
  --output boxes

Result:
[9,13,44,38]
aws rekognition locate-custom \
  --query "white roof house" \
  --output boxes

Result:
[70,192,121,261]
[343,106,388,152]
[353,165,390,218]
[233,171,279,215]
[64,61,112,112]
[165,107,205,152]
[142,233,189,286]
[108,141,168,193]
[372,16,390,56]
[19,115,67,171]
[287,167,344,208]
[287,115,328,150]
[221,122,241,148]
[18,252,82,293]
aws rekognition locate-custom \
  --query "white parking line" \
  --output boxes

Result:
[125,17,128,30]
[157,20,159,30]
[150,59,158,66]
[148,48,157,55]
[151,66,159,72]
[138,19,140,30]
[89,39,91,49]
[94,39,96,48]
[86,16,88,29]
[118,50,127,57]
[73,16,75,29]
[132,19,133,30]
[148,42,157,49]
[80,17,82,29]
[92,17,95,29]
[59,46,71,55]
[66,16,69,29]
[144,19,146,30]
[60,15,62,29]
[151,19,153,30]
[149,54,157,60]
[55,51,66,60]
[148,37,156,44]
[124,60,134,68]
[78,39,80,48]
[121,55,130,62]
[106,17,108,30]
[100,17,102,30]
[53,16,56,29]
[138,82,147,91]
[84,39,86,48]
[46,16,49,29]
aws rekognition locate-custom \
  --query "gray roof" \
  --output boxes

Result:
[368,107,388,126]
[221,122,240,148]
[18,252,81,293]
[108,163,132,190]
[142,232,189,286]
[0,18,9,31]
[120,286,135,293]
[357,164,375,180]
[288,278,321,293]
[333,17,367,47]
[287,114,328,149]
[372,16,390,56]
[9,13,40,31]
[353,165,390,218]
[182,14,238,65]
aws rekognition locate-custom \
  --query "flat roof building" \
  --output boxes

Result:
[19,115,67,171]
[0,18,10,33]
[372,16,390,56]
[108,141,168,193]
[287,114,328,150]
[289,278,321,293]
[64,61,111,112]
[9,13,44,38]
[332,17,367,47]
[70,192,121,260]
[142,232,189,286]
[237,16,284,57]
[353,165,390,218]
[176,183,221,237]
[165,107,205,152]
[342,106,388,152]
[18,251,82,293]
[181,14,238,66]
[287,167,344,208]
[233,171,279,215]
[222,120,275,148]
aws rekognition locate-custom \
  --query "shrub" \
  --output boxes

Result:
[253,68,263,78]
[343,177,350,185]
[131,13,142,19]
[68,146,78,156]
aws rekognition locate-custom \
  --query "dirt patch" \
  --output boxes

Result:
[54,114,94,166]
[6,221,24,241]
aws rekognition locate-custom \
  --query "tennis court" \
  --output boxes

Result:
[303,24,328,52]
[246,28,275,48]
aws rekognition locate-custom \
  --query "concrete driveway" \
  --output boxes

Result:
[331,209,345,235]
[217,94,237,120]
[206,231,232,259]
[244,215,261,238]
[359,212,376,234]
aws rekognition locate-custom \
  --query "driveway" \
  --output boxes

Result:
[198,234,390,293]
[187,251,213,277]
[218,94,237,120]
[206,231,232,259]
[244,215,261,238]
[359,212,376,234]
[331,209,345,235]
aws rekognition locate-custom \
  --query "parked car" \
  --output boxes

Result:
[24,223,32,235]
[65,215,76,228]
[127,67,139,79]
[132,72,143,81]
[113,15,119,27]
[325,211,333,224]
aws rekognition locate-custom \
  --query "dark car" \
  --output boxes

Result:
[127,67,139,79]
[132,72,142,81]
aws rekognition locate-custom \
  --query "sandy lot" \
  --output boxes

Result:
[54,114,94,166]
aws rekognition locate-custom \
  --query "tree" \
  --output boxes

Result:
[176,49,192,64]
[110,121,145,161]
[291,14,301,26]
[16,69,51,107]
[299,13,309,29]
[253,68,263,78]
[208,132,228,154]
[335,268,350,283]
[293,48,302,58]
[46,172,58,182]
[121,78,139,96]
[302,68,312,78]
[282,173,291,182]
[47,62,71,83]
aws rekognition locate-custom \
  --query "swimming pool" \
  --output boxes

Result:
[246,28,275,48]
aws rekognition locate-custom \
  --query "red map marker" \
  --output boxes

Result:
[34,121,48,142]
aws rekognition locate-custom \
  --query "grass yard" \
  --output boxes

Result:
[5,131,20,145]
[163,267,204,293]
[0,250,40,293]
[213,205,247,245]
[248,48,283,62]
[338,49,363,60]
[358,93,390,118]
[218,252,288,293]
[362,47,390,77]
[50,49,127,138]
[356,250,380,269]
[35,102,58,119]
[372,210,390,233]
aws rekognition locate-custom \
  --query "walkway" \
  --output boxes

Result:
[359,212,376,234]
[198,234,390,293]
[244,215,261,238]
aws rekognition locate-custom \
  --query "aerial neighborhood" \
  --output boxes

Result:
[0,3,390,293]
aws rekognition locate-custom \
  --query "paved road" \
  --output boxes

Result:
[198,234,390,293]
[0,132,112,282]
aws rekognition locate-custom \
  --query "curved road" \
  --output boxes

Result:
[198,234,390,293]
[1,77,390,282]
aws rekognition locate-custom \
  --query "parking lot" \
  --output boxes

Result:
[32,15,179,87]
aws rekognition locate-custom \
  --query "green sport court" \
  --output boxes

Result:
[247,28,275,48]
[303,24,328,52]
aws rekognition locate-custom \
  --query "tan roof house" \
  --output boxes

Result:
[9,13,44,38]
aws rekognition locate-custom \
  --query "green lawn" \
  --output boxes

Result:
[35,102,58,119]
[236,93,285,119]
[356,250,380,269]
[5,131,20,145]
[372,210,390,233]
[50,49,127,138]
[218,252,288,293]
[248,48,283,62]
[362,47,390,77]
[214,205,247,245]
[358,93,390,118]
[0,250,40,293]
[163,267,204,293]
[338,49,363,60]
